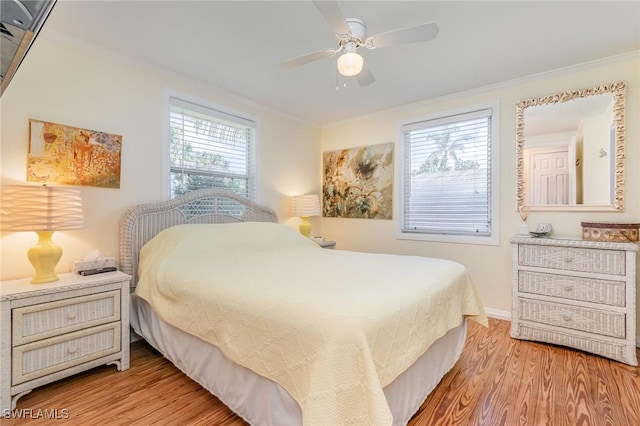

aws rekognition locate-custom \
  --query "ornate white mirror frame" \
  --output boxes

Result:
[516,81,627,212]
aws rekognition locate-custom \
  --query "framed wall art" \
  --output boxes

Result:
[322,142,393,219]
[27,119,122,188]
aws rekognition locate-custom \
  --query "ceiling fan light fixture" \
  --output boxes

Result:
[337,51,363,77]
[283,2,439,86]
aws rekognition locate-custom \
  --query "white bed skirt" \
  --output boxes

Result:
[130,295,467,426]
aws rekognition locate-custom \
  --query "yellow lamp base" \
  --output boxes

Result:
[27,231,62,284]
[299,216,312,238]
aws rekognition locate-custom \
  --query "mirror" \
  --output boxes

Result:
[516,82,626,211]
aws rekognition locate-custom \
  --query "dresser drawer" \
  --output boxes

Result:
[518,298,625,338]
[12,322,120,385]
[518,271,625,306]
[12,290,120,345]
[517,324,629,364]
[518,245,625,275]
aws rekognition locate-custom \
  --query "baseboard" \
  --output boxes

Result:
[484,307,511,321]
[637,335,640,348]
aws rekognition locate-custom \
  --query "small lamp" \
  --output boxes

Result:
[1,185,84,284]
[291,194,321,238]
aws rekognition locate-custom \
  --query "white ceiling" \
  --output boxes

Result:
[41,1,640,127]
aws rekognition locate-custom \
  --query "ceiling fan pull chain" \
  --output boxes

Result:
[335,71,348,91]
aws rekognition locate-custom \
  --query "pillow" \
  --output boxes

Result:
[140,222,319,261]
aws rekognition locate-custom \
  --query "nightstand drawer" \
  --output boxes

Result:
[12,322,121,385]
[12,290,120,345]
[518,271,625,306]
[519,298,626,338]
[518,245,625,275]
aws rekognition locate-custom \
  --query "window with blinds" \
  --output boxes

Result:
[400,106,498,241]
[169,97,257,200]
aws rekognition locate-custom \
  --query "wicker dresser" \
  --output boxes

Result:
[510,236,638,365]
[0,271,130,412]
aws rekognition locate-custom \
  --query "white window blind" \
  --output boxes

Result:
[401,108,493,236]
[169,97,256,200]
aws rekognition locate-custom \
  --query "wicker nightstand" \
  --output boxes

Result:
[0,271,131,411]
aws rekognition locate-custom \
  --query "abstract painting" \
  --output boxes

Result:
[27,119,122,188]
[323,142,393,219]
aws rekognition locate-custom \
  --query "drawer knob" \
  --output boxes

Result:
[564,258,573,263]
[68,346,78,354]
[563,315,572,322]
[67,309,77,320]
[564,286,573,292]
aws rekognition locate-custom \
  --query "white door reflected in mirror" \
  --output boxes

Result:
[526,144,574,205]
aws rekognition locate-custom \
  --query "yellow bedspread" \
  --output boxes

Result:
[135,222,487,426]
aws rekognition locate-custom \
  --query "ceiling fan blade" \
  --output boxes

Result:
[356,65,375,86]
[312,0,350,36]
[366,22,439,49]
[281,49,337,70]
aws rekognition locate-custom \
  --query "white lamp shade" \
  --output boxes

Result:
[1,185,84,232]
[337,52,364,77]
[291,194,321,217]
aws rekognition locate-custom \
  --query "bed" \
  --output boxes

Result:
[119,189,487,426]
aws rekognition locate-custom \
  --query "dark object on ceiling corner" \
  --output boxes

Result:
[0,0,57,97]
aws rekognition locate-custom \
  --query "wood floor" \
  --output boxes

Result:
[4,318,640,425]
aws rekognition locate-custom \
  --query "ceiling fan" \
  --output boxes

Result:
[281,0,439,86]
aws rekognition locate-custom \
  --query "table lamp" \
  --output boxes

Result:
[291,194,321,237]
[1,185,84,283]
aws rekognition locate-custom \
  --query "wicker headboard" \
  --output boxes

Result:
[119,189,278,287]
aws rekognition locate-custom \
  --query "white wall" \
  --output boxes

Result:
[0,35,321,280]
[319,54,640,325]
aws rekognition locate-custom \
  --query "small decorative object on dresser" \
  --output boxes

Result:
[536,222,553,235]
[530,222,553,238]
[510,236,637,365]
[517,206,529,236]
[581,221,640,242]
[0,271,131,411]
[316,239,337,249]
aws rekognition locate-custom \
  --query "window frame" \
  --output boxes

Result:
[163,90,260,201]
[396,101,500,246]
